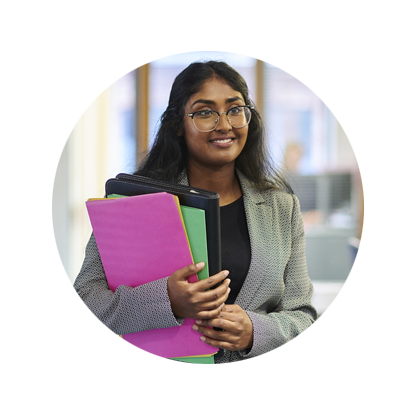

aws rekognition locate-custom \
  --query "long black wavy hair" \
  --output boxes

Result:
[135,60,292,193]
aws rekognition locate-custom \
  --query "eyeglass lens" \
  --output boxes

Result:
[193,107,251,132]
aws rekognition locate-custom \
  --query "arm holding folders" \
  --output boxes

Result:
[74,192,229,335]
[74,233,183,334]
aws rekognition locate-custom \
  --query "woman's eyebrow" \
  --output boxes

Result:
[190,96,244,108]
[190,99,215,107]
[226,96,243,104]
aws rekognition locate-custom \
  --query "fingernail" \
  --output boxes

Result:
[192,324,198,331]
[196,262,205,269]
[195,320,202,325]
[200,336,206,342]
[224,270,229,277]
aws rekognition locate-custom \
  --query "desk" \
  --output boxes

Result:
[282,281,364,364]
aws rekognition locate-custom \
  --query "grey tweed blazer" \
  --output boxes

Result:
[74,170,317,363]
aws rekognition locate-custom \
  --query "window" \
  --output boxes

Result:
[264,51,329,174]
[263,62,361,228]
[107,51,136,176]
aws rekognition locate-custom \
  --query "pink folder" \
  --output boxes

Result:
[86,192,217,358]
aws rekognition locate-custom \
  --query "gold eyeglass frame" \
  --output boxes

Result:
[185,105,255,132]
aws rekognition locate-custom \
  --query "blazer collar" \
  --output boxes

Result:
[235,170,267,206]
[177,170,189,186]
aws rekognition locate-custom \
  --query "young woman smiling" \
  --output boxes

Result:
[74,61,317,363]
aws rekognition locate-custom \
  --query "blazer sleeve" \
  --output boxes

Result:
[73,233,184,335]
[241,194,317,359]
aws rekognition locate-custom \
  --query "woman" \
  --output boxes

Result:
[74,61,317,363]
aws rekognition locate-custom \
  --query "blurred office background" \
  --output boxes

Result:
[53,51,363,317]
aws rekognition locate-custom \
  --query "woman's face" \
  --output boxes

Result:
[182,78,248,171]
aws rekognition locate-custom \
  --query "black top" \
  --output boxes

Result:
[220,196,251,304]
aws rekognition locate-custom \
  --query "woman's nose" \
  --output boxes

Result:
[215,112,232,131]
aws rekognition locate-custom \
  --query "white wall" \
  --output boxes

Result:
[52,52,109,304]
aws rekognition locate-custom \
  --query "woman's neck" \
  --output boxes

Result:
[187,162,242,206]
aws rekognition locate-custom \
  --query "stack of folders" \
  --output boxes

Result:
[86,175,221,364]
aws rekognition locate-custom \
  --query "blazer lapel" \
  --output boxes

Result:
[235,171,274,309]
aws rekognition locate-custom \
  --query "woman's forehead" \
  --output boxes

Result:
[187,78,244,107]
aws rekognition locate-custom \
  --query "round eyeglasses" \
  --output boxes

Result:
[185,105,254,132]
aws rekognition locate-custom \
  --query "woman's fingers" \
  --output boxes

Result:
[196,281,231,310]
[196,270,230,290]
[172,262,205,281]
[192,324,237,350]
[171,263,229,289]
[192,304,254,351]
[182,280,231,319]
[193,302,226,320]
[167,263,230,319]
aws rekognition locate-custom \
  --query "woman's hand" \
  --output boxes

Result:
[167,262,231,320]
[192,304,253,352]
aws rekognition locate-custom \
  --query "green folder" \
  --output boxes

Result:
[173,205,214,364]
[180,205,209,281]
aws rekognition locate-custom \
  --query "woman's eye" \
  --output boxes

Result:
[229,107,243,115]
[197,110,214,117]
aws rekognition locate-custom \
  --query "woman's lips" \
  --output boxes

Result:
[209,137,235,147]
